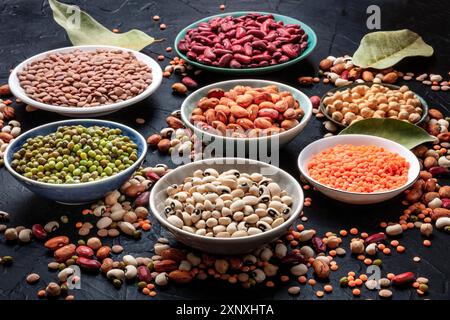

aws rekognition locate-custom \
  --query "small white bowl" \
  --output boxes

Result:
[8,45,163,117]
[297,135,420,205]
[181,79,312,149]
[149,157,304,254]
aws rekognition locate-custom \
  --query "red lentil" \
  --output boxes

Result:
[307,145,409,192]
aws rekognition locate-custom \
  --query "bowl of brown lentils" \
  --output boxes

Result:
[8,45,163,117]
[4,119,147,204]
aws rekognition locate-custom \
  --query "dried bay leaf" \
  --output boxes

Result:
[49,0,161,51]
[353,29,433,69]
[339,118,436,149]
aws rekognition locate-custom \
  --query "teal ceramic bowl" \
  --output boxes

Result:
[174,11,317,74]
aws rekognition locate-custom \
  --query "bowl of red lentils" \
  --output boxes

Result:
[297,134,420,204]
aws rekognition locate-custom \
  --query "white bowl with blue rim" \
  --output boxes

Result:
[297,134,420,205]
[4,119,147,205]
[180,79,312,151]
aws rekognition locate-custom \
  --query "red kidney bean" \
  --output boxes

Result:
[392,272,416,286]
[32,224,47,240]
[76,257,101,271]
[218,53,233,67]
[233,53,252,64]
[365,233,387,244]
[204,47,216,60]
[137,266,153,282]
[76,245,94,258]
[312,236,326,253]
[146,171,160,182]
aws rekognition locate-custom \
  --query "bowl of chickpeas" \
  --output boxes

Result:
[320,83,428,127]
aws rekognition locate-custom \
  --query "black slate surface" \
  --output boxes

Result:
[0,0,449,300]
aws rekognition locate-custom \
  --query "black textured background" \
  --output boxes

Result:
[0,0,449,300]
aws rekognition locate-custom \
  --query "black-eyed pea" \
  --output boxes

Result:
[194,219,206,229]
[181,212,192,226]
[195,228,207,236]
[167,215,183,229]
[267,182,281,197]
[267,207,282,219]
[243,195,259,206]
[237,221,248,231]
[272,218,284,228]
[245,214,259,224]
[216,232,231,238]
[211,210,221,219]
[222,207,232,217]
[204,168,219,177]
[230,199,245,212]
[269,200,284,212]
[219,217,231,226]
[248,185,259,196]
[231,189,245,198]
[260,217,273,225]
[206,217,218,228]
[202,211,212,220]
[226,222,237,234]
[218,177,238,189]
[255,208,267,218]
[182,226,195,233]
[248,227,262,235]
[256,221,272,232]
[231,230,248,238]
[250,173,263,182]
[220,193,233,201]
[213,225,226,234]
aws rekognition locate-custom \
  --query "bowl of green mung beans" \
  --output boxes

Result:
[4,119,147,204]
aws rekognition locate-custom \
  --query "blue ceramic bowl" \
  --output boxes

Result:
[4,119,147,205]
[174,11,317,74]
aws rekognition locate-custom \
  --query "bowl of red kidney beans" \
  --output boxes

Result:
[174,12,317,74]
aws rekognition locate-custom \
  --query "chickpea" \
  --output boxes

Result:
[331,111,344,122]
[361,107,374,118]
[398,110,410,120]
[333,100,343,110]
[409,113,421,123]
[388,101,400,111]
[399,85,409,92]
[344,112,356,124]
[387,110,399,117]
[374,110,386,117]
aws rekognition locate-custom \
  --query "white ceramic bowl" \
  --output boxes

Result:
[297,135,420,205]
[149,157,304,254]
[8,45,163,117]
[181,79,312,150]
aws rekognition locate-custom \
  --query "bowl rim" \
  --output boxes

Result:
[319,82,429,127]
[180,79,313,142]
[8,45,163,114]
[297,134,420,196]
[174,11,317,73]
[4,119,148,189]
[149,157,304,242]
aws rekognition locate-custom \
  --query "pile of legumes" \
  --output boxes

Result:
[177,13,308,68]
[18,49,152,107]
[190,85,304,137]
[322,84,424,125]
[10,125,138,184]
[164,168,293,237]
[307,144,410,192]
